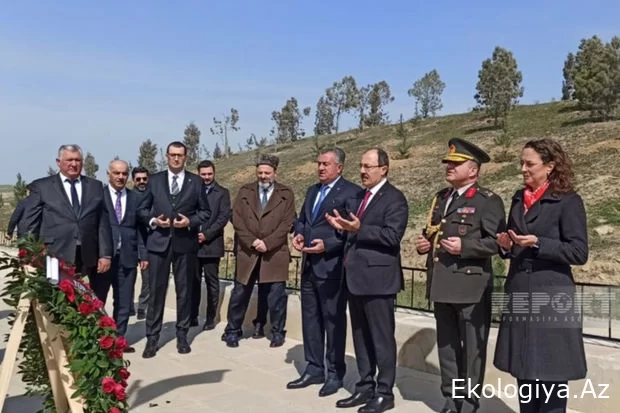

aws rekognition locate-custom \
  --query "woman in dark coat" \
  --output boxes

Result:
[494,138,588,413]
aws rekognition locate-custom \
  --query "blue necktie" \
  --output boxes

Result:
[66,179,80,216]
[311,185,329,221]
[260,188,269,210]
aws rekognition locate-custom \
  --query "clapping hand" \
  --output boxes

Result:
[507,229,538,247]
[496,232,512,250]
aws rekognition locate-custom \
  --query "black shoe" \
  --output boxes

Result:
[221,332,227,341]
[129,308,136,317]
[270,333,285,348]
[123,346,136,353]
[142,339,158,359]
[358,396,394,413]
[203,319,216,330]
[319,379,342,397]
[336,389,375,408]
[177,336,191,354]
[190,318,199,327]
[136,310,146,320]
[225,333,239,348]
[286,373,324,389]
[252,324,265,339]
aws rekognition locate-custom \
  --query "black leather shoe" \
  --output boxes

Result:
[203,320,216,330]
[336,389,374,408]
[225,333,239,348]
[142,339,158,359]
[358,396,394,413]
[252,324,265,338]
[319,379,342,397]
[177,336,191,354]
[136,310,146,320]
[286,374,324,389]
[190,318,199,327]
[123,346,136,353]
[270,334,285,348]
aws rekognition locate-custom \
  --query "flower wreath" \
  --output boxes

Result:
[2,236,130,413]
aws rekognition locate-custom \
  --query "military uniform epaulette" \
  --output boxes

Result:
[476,187,495,198]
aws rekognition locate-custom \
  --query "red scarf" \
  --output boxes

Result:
[523,181,550,213]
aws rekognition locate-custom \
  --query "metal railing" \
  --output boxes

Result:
[1,233,617,343]
[217,250,620,343]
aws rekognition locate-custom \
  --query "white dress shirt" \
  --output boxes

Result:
[59,172,82,205]
[168,169,185,193]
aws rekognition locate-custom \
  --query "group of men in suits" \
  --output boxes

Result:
[14,136,503,413]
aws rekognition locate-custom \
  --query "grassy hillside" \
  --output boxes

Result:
[1,101,618,283]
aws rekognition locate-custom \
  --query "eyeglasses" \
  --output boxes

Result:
[359,164,383,170]
[134,177,148,182]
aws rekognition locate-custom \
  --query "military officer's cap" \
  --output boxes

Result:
[256,153,279,169]
[442,138,490,165]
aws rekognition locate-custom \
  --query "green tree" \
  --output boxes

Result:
[474,46,524,127]
[270,98,311,143]
[314,95,334,136]
[562,53,576,100]
[573,35,620,119]
[183,122,201,169]
[12,173,28,207]
[355,85,371,130]
[47,166,57,176]
[395,114,412,159]
[365,81,394,127]
[210,108,239,159]
[157,148,167,171]
[326,76,358,133]
[83,152,99,178]
[137,138,158,173]
[213,142,223,159]
[407,69,446,118]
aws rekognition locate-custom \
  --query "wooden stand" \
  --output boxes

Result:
[0,293,85,413]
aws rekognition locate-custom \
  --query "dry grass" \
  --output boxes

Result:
[2,101,619,283]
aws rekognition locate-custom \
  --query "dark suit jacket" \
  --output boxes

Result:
[198,181,231,258]
[7,198,27,236]
[296,177,361,279]
[137,170,211,253]
[424,183,506,304]
[344,180,409,296]
[20,174,113,268]
[103,186,147,268]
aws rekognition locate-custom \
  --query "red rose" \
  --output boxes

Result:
[83,294,93,302]
[18,249,28,258]
[108,349,123,359]
[118,367,130,380]
[93,299,104,310]
[78,302,95,315]
[99,336,114,350]
[120,379,128,388]
[113,383,126,400]
[465,186,477,198]
[58,280,76,303]
[115,337,128,350]
[108,408,121,413]
[99,316,117,329]
[101,377,116,394]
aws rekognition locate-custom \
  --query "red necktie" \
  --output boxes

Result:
[356,190,372,218]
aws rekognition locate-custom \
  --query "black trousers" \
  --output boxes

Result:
[191,257,221,322]
[75,246,108,303]
[517,379,568,413]
[301,272,347,380]
[349,293,396,398]
[108,255,137,337]
[434,293,492,413]
[225,261,287,337]
[146,248,196,339]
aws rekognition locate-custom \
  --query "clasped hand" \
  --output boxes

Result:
[252,239,267,253]
[154,213,190,228]
[292,234,325,254]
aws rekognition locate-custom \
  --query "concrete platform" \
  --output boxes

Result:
[0,246,609,412]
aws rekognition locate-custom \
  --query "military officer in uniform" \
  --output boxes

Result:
[414,138,506,413]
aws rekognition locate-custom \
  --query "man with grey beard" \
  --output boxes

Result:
[222,154,296,348]
[131,166,150,320]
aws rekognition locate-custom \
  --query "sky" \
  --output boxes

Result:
[1,0,618,184]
